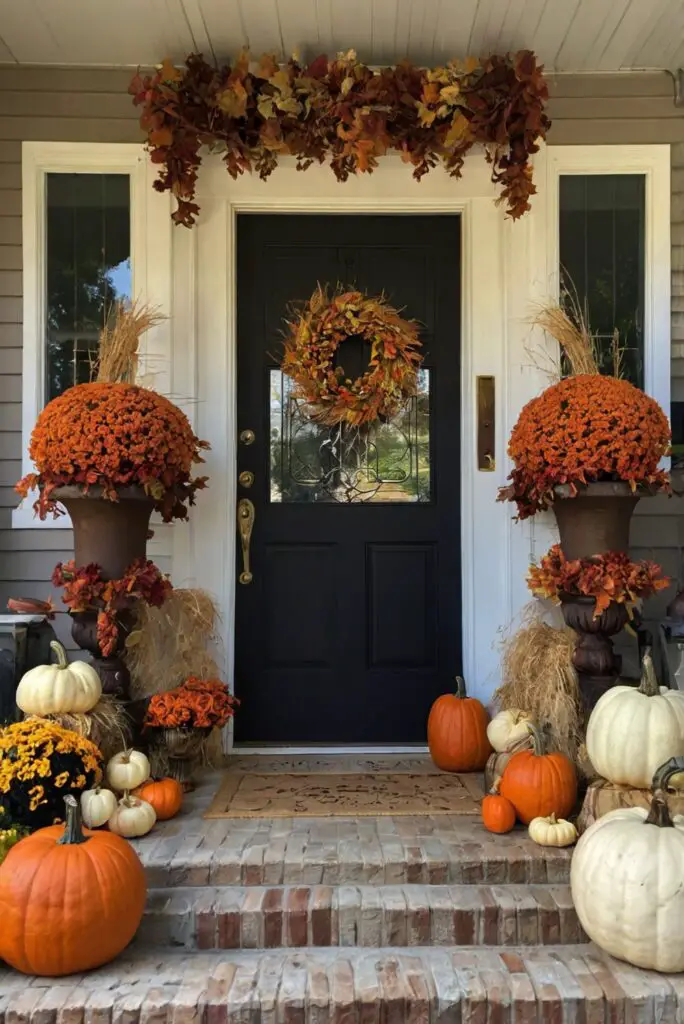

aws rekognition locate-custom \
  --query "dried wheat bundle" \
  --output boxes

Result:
[125,588,222,699]
[496,604,584,767]
[26,695,131,762]
[93,300,165,384]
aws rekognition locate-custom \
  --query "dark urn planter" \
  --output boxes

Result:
[554,482,646,711]
[53,485,154,700]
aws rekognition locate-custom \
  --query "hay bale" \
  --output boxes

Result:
[26,695,131,761]
[577,778,684,834]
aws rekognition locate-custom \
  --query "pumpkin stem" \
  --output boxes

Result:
[645,757,684,828]
[57,795,89,845]
[637,649,660,697]
[49,640,69,671]
[548,813,557,824]
[454,676,467,699]
[489,775,503,796]
[645,793,674,828]
[525,722,545,756]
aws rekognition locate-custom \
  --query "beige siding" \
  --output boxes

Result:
[0,68,684,637]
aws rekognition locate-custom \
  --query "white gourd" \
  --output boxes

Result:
[571,757,684,973]
[486,709,532,753]
[586,649,684,788]
[106,750,151,792]
[15,641,101,715]
[108,795,156,838]
[80,786,117,829]
[528,813,577,847]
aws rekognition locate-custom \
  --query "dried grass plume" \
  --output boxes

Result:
[93,300,166,384]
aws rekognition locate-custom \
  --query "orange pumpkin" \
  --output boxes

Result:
[427,676,492,772]
[481,778,516,833]
[133,777,183,821]
[499,723,577,825]
[0,794,146,976]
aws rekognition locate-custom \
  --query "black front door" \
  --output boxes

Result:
[235,214,461,743]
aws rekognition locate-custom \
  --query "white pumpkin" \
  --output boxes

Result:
[80,786,117,829]
[486,708,532,753]
[586,650,684,788]
[528,813,577,847]
[106,749,151,792]
[15,641,101,715]
[571,757,684,973]
[108,795,156,838]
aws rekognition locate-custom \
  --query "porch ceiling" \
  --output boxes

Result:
[0,0,684,73]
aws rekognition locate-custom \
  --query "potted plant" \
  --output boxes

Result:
[143,677,238,789]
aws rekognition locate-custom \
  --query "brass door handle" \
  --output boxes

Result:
[237,498,255,584]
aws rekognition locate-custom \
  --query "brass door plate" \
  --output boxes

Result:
[477,376,495,471]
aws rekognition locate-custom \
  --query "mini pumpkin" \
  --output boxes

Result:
[481,777,516,834]
[528,812,577,847]
[15,640,101,715]
[571,757,684,973]
[108,794,156,838]
[499,723,577,825]
[80,786,117,829]
[486,708,532,753]
[427,676,492,772]
[133,777,183,821]
[106,749,151,792]
[0,795,146,976]
[586,649,684,788]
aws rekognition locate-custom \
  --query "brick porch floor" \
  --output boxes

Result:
[1,754,682,1022]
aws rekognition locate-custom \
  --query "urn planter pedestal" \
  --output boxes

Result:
[52,485,154,701]
[553,482,644,711]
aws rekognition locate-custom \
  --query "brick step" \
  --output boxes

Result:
[3,945,682,1022]
[138,831,571,888]
[137,883,585,950]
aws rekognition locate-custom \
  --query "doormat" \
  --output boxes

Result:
[204,771,482,818]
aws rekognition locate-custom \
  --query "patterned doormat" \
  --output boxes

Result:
[205,771,483,818]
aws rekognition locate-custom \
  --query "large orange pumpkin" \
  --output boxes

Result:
[499,723,577,825]
[133,777,183,821]
[427,676,492,772]
[0,794,146,976]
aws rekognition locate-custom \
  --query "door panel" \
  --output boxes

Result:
[235,214,461,743]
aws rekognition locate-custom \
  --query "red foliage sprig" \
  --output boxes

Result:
[129,49,550,228]
[528,545,669,617]
[144,677,238,730]
[499,375,671,520]
[52,559,172,657]
[16,382,210,523]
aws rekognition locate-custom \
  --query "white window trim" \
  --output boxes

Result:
[13,142,153,529]
[545,144,671,417]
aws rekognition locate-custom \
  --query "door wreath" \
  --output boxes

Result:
[281,285,423,427]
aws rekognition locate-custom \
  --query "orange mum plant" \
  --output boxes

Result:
[528,545,669,617]
[498,375,670,520]
[144,678,238,730]
[16,382,210,522]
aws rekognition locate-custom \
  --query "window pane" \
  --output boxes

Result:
[559,174,645,386]
[270,369,431,503]
[46,173,131,401]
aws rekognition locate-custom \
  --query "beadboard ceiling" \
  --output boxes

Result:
[0,0,683,72]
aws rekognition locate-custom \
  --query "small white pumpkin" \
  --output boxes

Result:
[80,786,117,829]
[528,812,577,847]
[108,794,156,838]
[571,757,684,973]
[486,708,532,753]
[106,749,151,792]
[15,641,101,715]
[586,649,684,788]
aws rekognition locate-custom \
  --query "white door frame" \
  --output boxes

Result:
[170,149,549,718]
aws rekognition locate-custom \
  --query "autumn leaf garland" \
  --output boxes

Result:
[130,48,551,227]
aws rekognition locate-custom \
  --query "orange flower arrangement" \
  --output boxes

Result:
[498,375,670,519]
[282,286,423,427]
[528,544,669,616]
[144,678,238,730]
[16,382,210,522]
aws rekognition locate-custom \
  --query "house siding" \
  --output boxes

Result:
[0,67,683,643]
